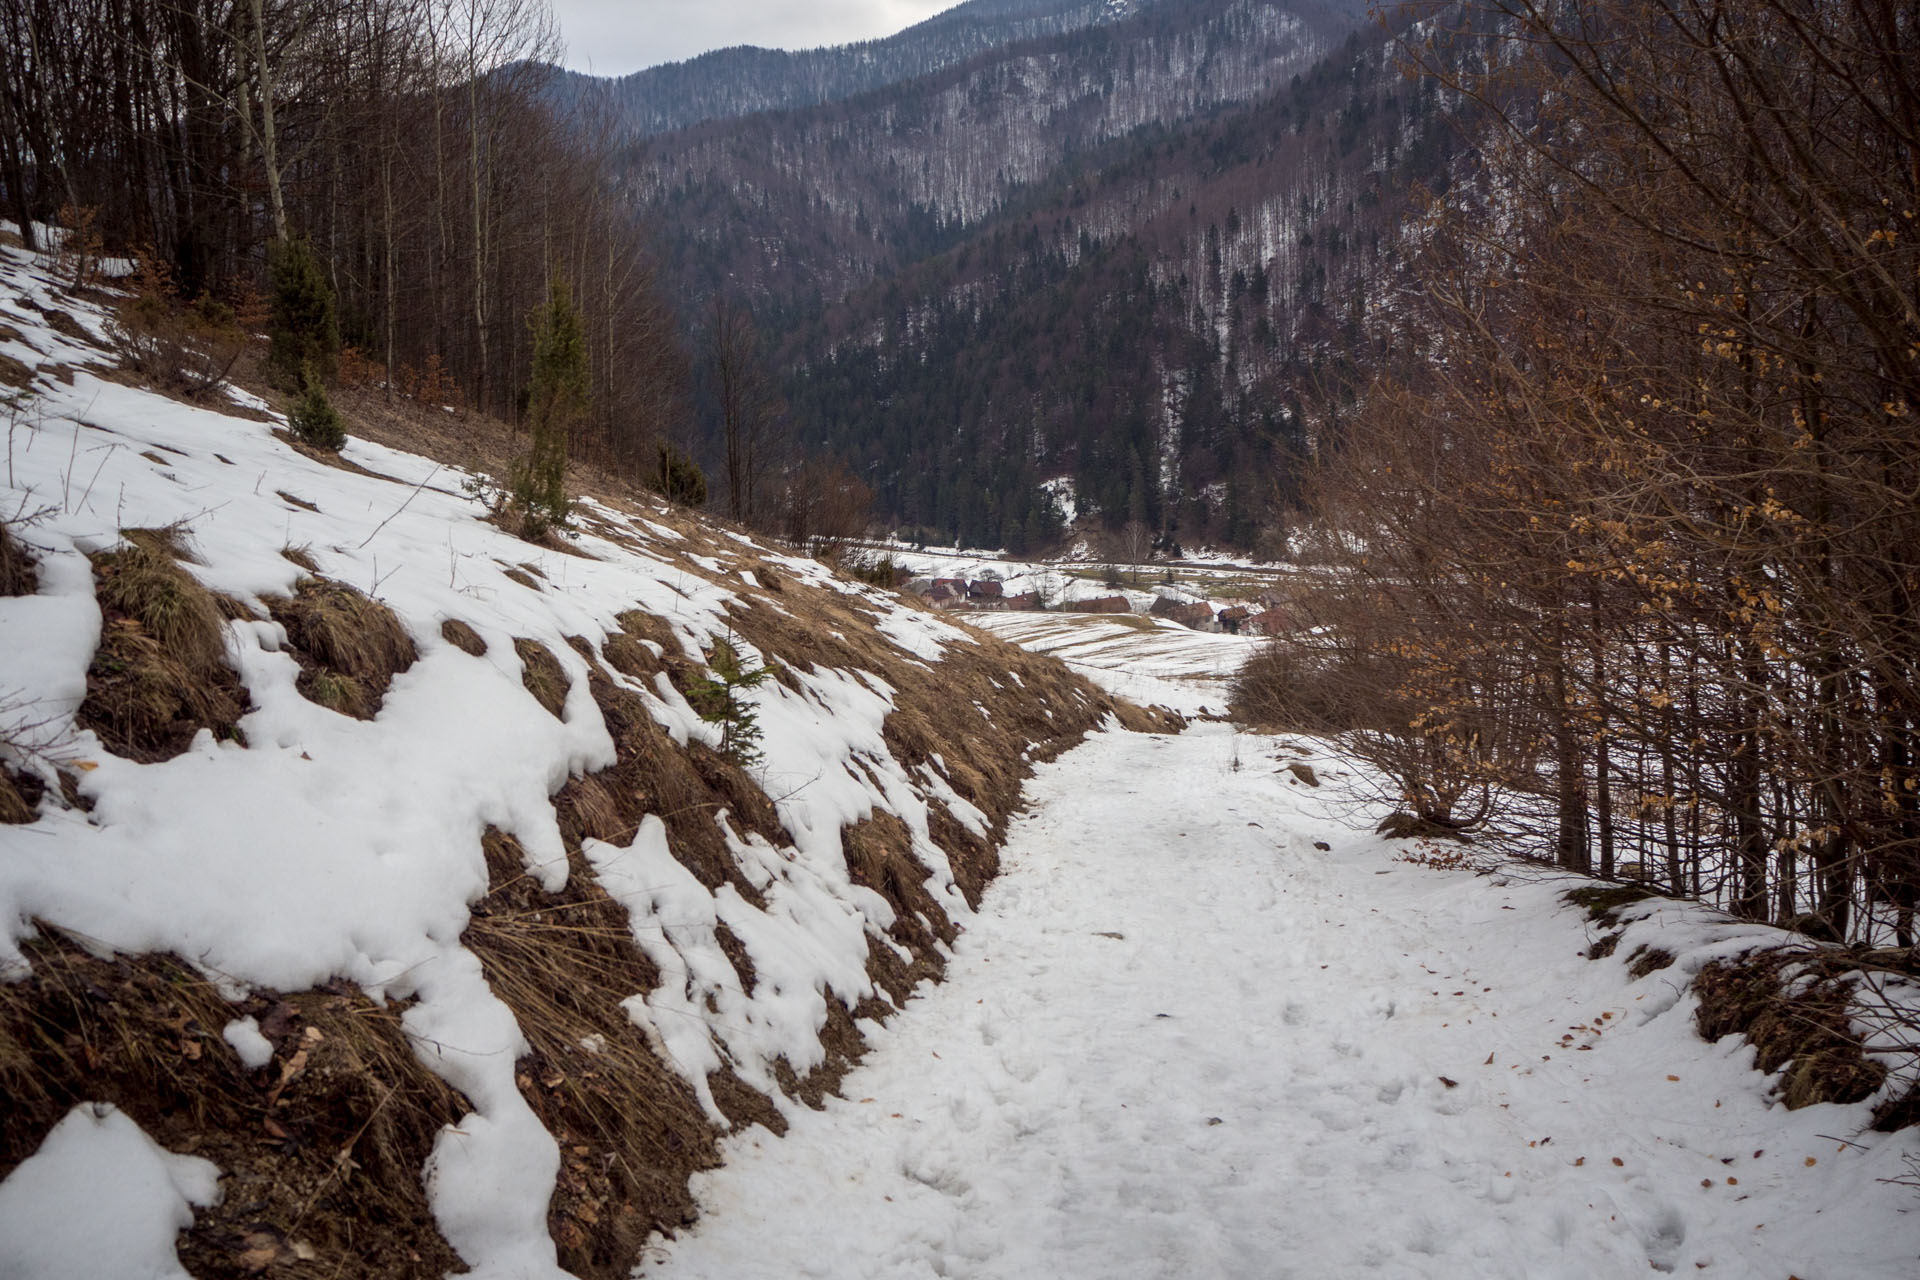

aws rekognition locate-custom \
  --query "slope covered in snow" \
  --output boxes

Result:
[0,235,1170,1277]
[649,726,1920,1278]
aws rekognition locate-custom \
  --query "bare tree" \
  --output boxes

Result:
[707,295,778,524]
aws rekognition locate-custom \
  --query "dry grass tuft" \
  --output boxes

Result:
[514,638,571,719]
[439,618,487,657]
[269,578,417,721]
[98,528,227,674]
[279,544,319,574]
[461,829,716,1278]
[80,529,248,760]
[1564,884,1662,927]
[0,520,37,597]
[1693,950,1888,1111]
[0,763,43,823]
[0,928,466,1278]
[601,631,662,680]
[611,610,686,662]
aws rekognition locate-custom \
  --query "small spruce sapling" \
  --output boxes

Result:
[686,635,769,767]
[289,362,346,452]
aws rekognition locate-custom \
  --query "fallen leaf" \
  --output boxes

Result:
[1805,1157,1817,1166]
[1484,1052,1495,1065]
[1574,1157,1586,1167]
[1439,1076,1458,1088]
[1667,1074,1680,1081]
[1612,1157,1625,1167]
[1727,1176,1738,1185]
[1701,1179,1714,1188]
[73,760,99,772]
[237,1230,283,1273]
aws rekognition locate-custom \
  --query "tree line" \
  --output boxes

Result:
[0,0,685,477]
[1248,0,1920,947]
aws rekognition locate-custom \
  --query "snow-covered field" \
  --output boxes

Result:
[647,726,1920,1279]
[964,611,1263,716]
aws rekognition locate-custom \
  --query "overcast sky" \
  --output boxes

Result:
[549,1,958,77]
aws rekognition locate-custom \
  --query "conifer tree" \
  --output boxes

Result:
[288,361,346,452]
[267,237,340,388]
[510,278,588,539]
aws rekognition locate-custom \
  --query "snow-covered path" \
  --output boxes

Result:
[648,725,1918,1279]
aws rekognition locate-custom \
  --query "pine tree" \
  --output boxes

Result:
[267,237,340,389]
[510,278,588,539]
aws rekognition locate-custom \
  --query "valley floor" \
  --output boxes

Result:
[646,725,1919,1279]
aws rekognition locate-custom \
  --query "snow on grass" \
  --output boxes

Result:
[647,725,1920,1279]
[0,241,1029,1276]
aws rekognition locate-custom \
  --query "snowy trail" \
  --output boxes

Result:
[648,725,1918,1280]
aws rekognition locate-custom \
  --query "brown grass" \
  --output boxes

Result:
[269,578,418,721]
[515,638,571,719]
[716,586,1177,906]
[0,520,37,597]
[0,352,31,389]
[0,928,465,1278]
[79,529,248,760]
[567,669,777,903]
[0,763,43,823]
[1693,950,1888,1111]
[440,618,488,657]
[460,830,715,1278]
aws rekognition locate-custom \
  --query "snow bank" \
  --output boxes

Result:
[0,240,1117,1275]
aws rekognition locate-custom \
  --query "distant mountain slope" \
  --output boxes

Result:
[555,0,1163,136]
[780,16,1461,551]
[629,0,1368,308]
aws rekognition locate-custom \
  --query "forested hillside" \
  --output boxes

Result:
[550,0,1164,136]
[615,0,1395,547]
[783,20,1460,550]
[630,0,1363,306]
[0,0,685,476]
